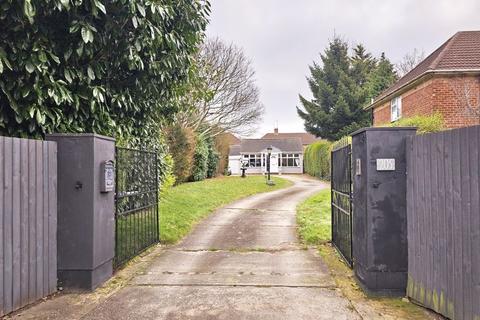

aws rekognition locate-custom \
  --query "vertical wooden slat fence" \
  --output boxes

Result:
[0,136,57,316]
[406,125,480,320]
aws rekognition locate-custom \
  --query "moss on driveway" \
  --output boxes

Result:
[159,176,292,244]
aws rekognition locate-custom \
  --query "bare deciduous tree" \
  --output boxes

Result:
[451,76,480,120]
[396,48,425,77]
[176,37,265,137]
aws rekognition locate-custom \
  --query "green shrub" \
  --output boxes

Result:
[387,113,444,134]
[0,1,209,140]
[159,153,176,196]
[304,140,333,180]
[206,140,220,178]
[165,124,196,183]
[191,135,209,181]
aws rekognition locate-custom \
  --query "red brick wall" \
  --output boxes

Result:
[373,75,480,128]
[432,76,480,128]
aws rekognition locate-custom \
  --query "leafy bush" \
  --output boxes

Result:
[0,0,210,141]
[388,113,444,134]
[206,138,220,178]
[191,135,209,181]
[159,153,176,196]
[165,124,196,183]
[304,140,333,180]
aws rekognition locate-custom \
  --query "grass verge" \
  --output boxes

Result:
[159,175,292,244]
[296,188,331,245]
[296,188,436,319]
[319,244,435,319]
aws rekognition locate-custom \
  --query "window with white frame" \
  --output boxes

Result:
[243,154,262,167]
[391,96,402,121]
[279,153,301,167]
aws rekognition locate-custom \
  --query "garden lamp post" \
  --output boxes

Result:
[266,146,273,185]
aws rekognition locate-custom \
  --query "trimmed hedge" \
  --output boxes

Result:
[388,113,444,134]
[304,114,444,181]
[304,140,333,180]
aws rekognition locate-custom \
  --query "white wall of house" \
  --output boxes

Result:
[228,152,303,175]
[228,155,241,175]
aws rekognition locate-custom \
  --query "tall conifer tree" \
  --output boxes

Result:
[297,38,396,141]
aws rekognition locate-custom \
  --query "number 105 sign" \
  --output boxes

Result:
[376,158,395,171]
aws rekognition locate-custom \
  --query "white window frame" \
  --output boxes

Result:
[279,153,301,167]
[243,154,262,167]
[391,96,402,122]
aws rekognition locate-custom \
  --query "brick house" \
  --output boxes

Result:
[366,31,480,128]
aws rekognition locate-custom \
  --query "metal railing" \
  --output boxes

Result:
[331,143,353,267]
[114,147,159,269]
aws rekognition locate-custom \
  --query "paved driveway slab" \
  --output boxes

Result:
[83,175,360,319]
[83,286,359,320]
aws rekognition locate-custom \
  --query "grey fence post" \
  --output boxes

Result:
[351,127,416,294]
[47,134,115,290]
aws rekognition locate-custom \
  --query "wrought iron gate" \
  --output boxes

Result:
[331,141,353,267]
[114,147,159,268]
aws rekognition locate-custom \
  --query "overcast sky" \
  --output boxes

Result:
[206,0,480,138]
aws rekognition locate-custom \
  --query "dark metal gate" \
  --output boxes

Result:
[331,141,353,267]
[114,147,159,268]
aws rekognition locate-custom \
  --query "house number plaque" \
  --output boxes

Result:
[376,158,395,171]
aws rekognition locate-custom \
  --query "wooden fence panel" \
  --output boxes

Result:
[407,125,480,320]
[0,136,57,316]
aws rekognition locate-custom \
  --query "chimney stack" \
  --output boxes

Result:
[274,121,279,134]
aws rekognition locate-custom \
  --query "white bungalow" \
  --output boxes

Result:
[228,138,303,175]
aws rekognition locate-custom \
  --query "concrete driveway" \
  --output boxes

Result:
[81,175,359,320]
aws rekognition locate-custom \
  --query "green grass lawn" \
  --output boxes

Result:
[296,188,331,245]
[159,175,292,244]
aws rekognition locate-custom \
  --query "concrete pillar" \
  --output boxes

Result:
[351,127,416,294]
[46,133,115,290]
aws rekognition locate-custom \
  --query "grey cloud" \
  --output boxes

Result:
[207,0,480,137]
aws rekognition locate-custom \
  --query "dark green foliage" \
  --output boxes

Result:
[206,138,220,178]
[0,0,210,142]
[297,38,397,141]
[304,140,332,180]
[191,135,208,181]
[190,134,219,181]
[366,53,397,100]
[165,124,196,183]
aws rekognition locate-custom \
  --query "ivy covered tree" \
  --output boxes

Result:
[297,38,397,141]
[0,0,210,142]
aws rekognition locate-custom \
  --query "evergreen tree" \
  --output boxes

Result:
[297,39,397,141]
[351,44,376,87]
[366,53,398,100]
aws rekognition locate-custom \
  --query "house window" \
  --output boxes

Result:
[243,154,261,167]
[391,96,402,122]
[279,153,301,167]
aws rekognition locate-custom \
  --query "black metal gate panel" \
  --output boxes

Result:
[114,147,159,268]
[331,142,353,267]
